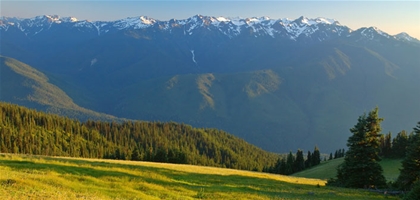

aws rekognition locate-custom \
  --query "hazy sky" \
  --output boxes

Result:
[2,1,420,39]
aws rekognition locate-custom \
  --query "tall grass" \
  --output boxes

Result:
[0,154,395,199]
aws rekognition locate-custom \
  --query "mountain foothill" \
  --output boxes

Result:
[0,15,419,153]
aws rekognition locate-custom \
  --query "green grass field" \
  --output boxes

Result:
[292,158,344,180]
[293,157,402,181]
[380,158,403,182]
[0,154,396,199]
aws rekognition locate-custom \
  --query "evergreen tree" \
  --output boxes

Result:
[392,130,409,158]
[279,157,287,175]
[305,151,312,168]
[131,147,141,161]
[379,132,392,157]
[154,147,168,163]
[379,134,385,156]
[312,146,321,166]
[332,107,386,188]
[294,149,305,172]
[285,151,294,175]
[396,122,420,191]
[403,181,420,200]
[383,132,392,157]
[329,153,333,160]
[271,158,282,174]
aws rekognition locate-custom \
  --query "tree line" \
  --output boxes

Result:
[327,107,420,199]
[0,102,279,171]
[263,146,322,175]
[379,130,415,159]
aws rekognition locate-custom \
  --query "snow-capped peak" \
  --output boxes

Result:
[216,17,229,22]
[45,15,60,22]
[314,17,337,25]
[139,16,155,25]
[394,32,420,43]
[8,14,418,44]
[395,32,413,41]
[63,17,78,23]
[245,16,271,24]
[295,16,338,26]
[114,16,157,29]
[360,26,391,39]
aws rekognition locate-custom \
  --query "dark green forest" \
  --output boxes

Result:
[263,147,321,175]
[0,101,280,171]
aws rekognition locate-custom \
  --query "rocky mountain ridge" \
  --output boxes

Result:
[1,15,418,43]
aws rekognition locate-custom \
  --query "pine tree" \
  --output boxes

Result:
[383,132,392,157]
[312,146,321,166]
[305,151,312,168]
[332,107,386,188]
[271,158,282,174]
[131,147,141,161]
[392,130,409,158]
[379,134,385,157]
[285,151,294,175]
[294,149,305,172]
[403,181,420,200]
[396,122,420,191]
[279,157,287,175]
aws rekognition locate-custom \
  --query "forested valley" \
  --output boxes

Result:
[0,102,279,170]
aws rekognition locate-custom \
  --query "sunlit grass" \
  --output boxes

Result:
[0,154,396,199]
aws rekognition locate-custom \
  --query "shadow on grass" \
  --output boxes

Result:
[0,158,302,197]
[0,156,323,199]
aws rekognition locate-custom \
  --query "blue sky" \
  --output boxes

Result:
[2,1,420,39]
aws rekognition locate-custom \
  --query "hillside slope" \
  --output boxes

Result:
[108,43,420,152]
[0,55,118,121]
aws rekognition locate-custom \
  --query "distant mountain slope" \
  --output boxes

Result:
[0,56,118,121]
[110,42,420,152]
[1,15,419,153]
[112,70,308,151]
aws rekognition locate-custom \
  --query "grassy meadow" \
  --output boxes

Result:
[293,157,402,182]
[292,158,344,180]
[0,154,396,199]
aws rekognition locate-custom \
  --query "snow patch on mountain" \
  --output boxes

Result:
[359,27,392,40]
[394,32,420,43]
[113,16,157,30]
[191,50,197,65]
[0,14,417,44]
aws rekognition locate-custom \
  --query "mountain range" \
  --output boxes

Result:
[1,15,419,153]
